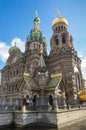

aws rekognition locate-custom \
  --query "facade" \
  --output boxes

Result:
[0,11,85,110]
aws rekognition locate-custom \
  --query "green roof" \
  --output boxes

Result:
[24,75,38,89]
[47,76,62,89]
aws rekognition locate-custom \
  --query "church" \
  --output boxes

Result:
[0,11,85,110]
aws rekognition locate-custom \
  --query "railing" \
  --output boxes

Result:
[0,104,86,112]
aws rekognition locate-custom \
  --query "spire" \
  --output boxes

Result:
[57,9,61,18]
[33,11,40,23]
[35,10,38,17]
[33,11,40,31]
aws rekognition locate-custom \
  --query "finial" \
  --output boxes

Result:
[35,10,38,17]
[14,37,18,46]
[57,9,61,17]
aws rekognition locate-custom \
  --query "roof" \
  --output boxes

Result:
[23,73,38,89]
[78,91,86,101]
[47,75,62,89]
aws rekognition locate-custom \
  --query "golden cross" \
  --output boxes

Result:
[57,9,61,17]
[14,37,18,46]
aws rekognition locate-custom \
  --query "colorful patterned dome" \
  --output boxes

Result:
[33,11,40,23]
[33,16,40,23]
[9,45,20,55]
[27,30,43,42]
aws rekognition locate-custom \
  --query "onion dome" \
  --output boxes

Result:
[78,90,86,101]
[52,10,68,26]
[27,11,43,42]
[28,30,43,41]
[33,11,40,23]
[9,44,20,55]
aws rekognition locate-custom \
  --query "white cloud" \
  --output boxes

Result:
[11,37,25,52]
[81,58,86,80]
[78,52,86,80]
[0,42,10,62]
[0,38,25,62]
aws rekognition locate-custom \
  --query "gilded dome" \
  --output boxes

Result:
[78,91,86,101]
[52,17,68,26]
[52,10,68,26]
[9,45,20,55]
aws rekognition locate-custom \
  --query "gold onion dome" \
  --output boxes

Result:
[52,10,68,26]
[78,90,86,101]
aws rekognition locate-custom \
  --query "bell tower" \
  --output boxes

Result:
[25,12,47,74]
[48,10,84,105]
[51,10,73,50]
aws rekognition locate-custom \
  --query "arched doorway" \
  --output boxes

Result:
[33,95,37,107]
[49,95,53,106]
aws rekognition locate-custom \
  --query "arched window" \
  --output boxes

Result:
[64,26,65,31]
[33,95,37,107]
[58,26,60,31]
[16,70,19,75]
[49,95,53,106]
[55,38,59,45]
[56,27,57,31]
[62,35,66,43]
[61,26,63,31]
[34,43,35,48]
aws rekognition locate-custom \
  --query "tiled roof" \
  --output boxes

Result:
[24,74,38,89]
[47,76,62,89]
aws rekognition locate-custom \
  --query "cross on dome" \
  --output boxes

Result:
[57,9,61,17]
[14,37,18,46]
[35,10,38,17]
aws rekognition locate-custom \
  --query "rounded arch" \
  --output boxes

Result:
[46,93,54,98]
[32,93,39,107]
[48,95,54,106]
[62,34,66,44]
[21,90,31,99]
[54,36,59,46]
[32,93,39,98]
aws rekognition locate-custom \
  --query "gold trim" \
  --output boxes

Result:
[46,88,55,90]
[23,73,32,77]
[51,73,62,78]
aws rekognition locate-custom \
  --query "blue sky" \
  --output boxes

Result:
[0,0,86,79]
